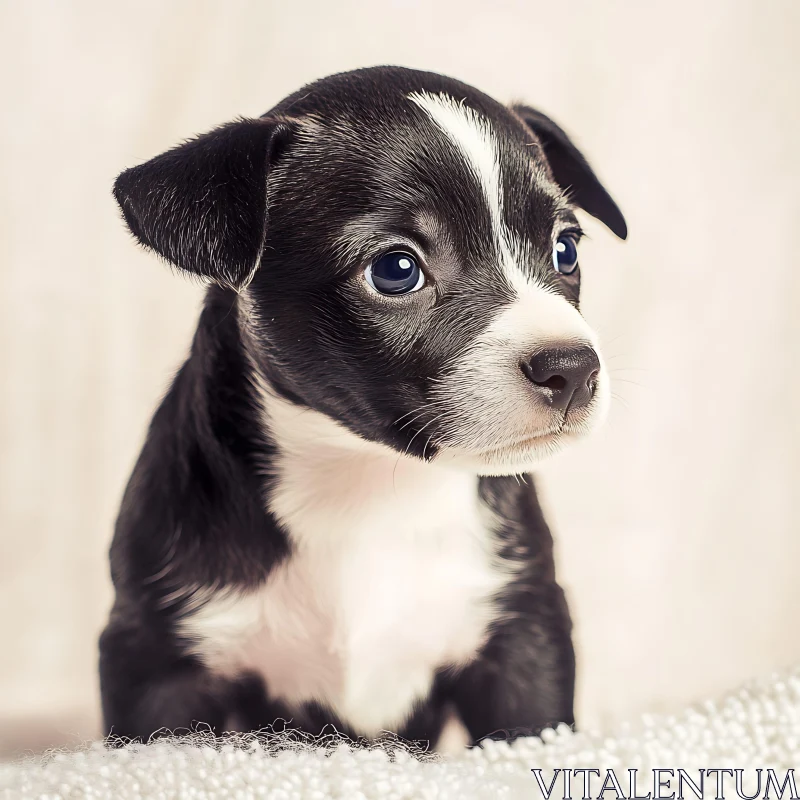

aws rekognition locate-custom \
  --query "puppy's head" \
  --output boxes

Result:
[114,67,626,476]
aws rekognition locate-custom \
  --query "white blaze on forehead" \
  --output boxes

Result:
[487,283,599,347]
[407,91,529,294]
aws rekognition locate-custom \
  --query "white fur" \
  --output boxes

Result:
[177,381,516,740]
[408,91,530,294]
[436,707,473,755]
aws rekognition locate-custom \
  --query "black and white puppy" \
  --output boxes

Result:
[100,66,626,752]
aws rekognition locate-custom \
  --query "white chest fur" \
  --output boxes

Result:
[177,396,513,738]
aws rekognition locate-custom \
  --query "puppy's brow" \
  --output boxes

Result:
[333,214,426,268]
[414,210,450,246]
[554,209,581,229]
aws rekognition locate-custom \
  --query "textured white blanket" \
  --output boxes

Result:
[2,667,799,799]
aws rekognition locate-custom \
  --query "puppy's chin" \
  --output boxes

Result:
[432,391,610,476]
[434,433,574,476]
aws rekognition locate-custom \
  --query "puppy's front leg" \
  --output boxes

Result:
[99,608,230,742]
[449,581,576,745]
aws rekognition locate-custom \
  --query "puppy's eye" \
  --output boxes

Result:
[553,236,579,275]
[365,251,425,295]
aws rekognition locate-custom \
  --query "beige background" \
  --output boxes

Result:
[1,0,799,756]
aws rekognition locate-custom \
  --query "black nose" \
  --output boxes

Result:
[521,346,601,411]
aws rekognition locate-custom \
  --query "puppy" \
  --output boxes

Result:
[100,66,626,751]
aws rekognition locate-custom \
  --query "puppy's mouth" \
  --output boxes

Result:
[469,429,564,456]
[465,405,596,455]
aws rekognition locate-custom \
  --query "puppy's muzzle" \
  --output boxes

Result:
[521,345,600,412]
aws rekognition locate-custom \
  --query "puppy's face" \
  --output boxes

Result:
[115,68,627,476]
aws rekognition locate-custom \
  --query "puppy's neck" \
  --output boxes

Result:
[236,295,478,546]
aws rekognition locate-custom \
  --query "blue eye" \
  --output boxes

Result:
[553,236,579,275]
[365,251,425,295]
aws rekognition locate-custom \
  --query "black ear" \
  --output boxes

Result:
[512,104,627,240]
[113,117,291,288]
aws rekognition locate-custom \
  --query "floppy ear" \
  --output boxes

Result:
[113,117,292,289]
[511,104,627,240]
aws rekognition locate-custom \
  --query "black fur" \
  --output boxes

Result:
[101,66,625,748]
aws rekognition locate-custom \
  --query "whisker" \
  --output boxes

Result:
[406,414,444,456]
[392,400,447,430]
[610,377,647,388]
[610,392,631,411]
[607,364,649,372]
